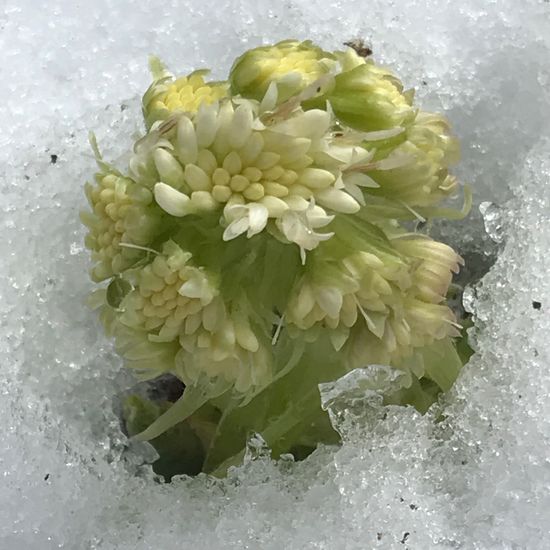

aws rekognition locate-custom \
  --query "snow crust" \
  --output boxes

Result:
[1,0,549,547]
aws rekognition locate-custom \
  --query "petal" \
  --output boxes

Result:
[223,203,248,222]
[315,286,343,318]
[282,195,310,211]
[310,229,334,243]
[260,81,278,113]
[349,146,375,164]
[364,310,387,339]
[239,132,265,165]
[300,109,332,140]
[196,149,218,175]
[297,167,335,189]
[277,71,303,87]
[153,148,185,188]
[259,195,289,217]
[284,155,313,171]
[234,317,260,352]
[324,144,356,164]
[153,182,190,216]
[306,204,334,228]
[222,151,243,175]
[291,283,316,319]
[213,101,235,147]
[362,127,405,141]
[278,137,312,162]
[184,313,203,335]
[222,216,250,241]
[246,203,269,237]
[315,188,360,213]
[343,171,380,188]
[271,109,331,140]
[176,116,198,164]
[278,211,303,242]
[202,298,226,331]
[190,190,217,211]
[254,152,280,170]
[228,102,254,149]
[342,181,366,206]
[374,152,415,171]
[178,277,204,299]
[195,103,219,148]
[278,211,333,250]
[184,164,211,191]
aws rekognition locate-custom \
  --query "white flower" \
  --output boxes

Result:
[340,172,380,206]
[222,203,269,240]
[117,242,218,343]
[130,96,369,255]
[276,199,334,263]
[178,267,217,304]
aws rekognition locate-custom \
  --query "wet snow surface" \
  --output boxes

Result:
[1,1,549,548]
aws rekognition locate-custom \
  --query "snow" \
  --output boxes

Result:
[1,0,549,548]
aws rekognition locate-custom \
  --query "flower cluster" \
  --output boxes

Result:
[143,60,228,128]
[81,166,163,282]
[83,40,467,456]
[114,241,270,393]
[285,228,463,373]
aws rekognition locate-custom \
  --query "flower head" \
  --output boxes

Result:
[353,111,460,210]
[326,47,416,132]
[81,167,162,281]
[229,39,336,103]
[143,58,228,128]
[285,230,461,372]
[111,241,269,394]
[176,299,271,393]
[118,241,218,341]
[130,95,363,257]
[83,41,468,451]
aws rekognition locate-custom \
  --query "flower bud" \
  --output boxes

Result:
[154,182,191,217]
[229,39,335,103]
[359,111,461,209]
[326,48,415,132]
[153,148,186,188]
[82,169,162,281]
[143,59,227,128]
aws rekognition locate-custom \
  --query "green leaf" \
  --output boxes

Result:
[203,336,345,476]
[134,378,228,441]
[385,337,466,413]
[106,277,132,310]
[123,395,206,480]
[421,337,463,392]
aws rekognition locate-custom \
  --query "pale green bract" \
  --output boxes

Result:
[82,40,469,475]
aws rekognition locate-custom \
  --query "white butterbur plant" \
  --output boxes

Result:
[83,39,471,477]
